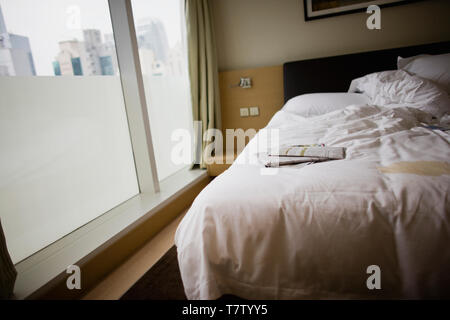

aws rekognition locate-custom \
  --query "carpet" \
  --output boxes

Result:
[120,246,241,300]
[120,246,186,300]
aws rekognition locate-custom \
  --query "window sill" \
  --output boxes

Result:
[13,167,207,299]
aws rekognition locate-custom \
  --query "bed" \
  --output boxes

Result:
[175,41,450,300]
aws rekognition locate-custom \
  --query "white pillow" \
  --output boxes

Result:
[282,93,369,117]
[397,53,450,94]
[349,70,450,118]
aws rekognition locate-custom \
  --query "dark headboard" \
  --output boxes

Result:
[283,41,450,102]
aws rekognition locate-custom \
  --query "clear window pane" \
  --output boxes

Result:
[0,0,118,76]
[131,0,193,181]
[0,0,139,263]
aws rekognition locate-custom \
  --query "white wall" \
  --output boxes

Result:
[211,0,450,71]
[0,76,139,263]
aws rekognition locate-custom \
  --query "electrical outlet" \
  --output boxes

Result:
[239,78,252,88]
[240,107,249,117]
[249,106,259,116]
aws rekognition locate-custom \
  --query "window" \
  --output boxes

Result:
[131,0,193,181]
[0,0,203,299]
[0,0,140,263]
[0,0,195,270]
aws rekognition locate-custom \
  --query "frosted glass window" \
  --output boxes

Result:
[0,0,139,263]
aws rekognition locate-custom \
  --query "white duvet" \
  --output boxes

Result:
[175,73,450,300]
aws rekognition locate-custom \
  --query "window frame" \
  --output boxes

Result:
[108,0,160,194]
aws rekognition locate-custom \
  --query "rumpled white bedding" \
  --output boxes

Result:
[175,70,450,299]
[175,104,450,299]
[349,70,450,118]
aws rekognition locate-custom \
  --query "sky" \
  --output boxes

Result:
[0,0,183,75]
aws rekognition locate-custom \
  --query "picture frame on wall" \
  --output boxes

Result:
[304,0,422,21]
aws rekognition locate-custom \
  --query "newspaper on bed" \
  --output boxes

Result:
[258,153,314,168]
[259,144,346,168]
[264,157,327,168]
[269,146,345,160]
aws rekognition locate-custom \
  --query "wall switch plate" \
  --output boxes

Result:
[249,106,259,116]
[240,107,249,117]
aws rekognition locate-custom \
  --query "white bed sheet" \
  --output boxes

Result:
[175,104,450,299]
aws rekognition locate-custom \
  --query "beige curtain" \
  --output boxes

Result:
[185,0,221,168]
[0,219,17,299]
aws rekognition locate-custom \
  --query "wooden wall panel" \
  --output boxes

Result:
[220,65,284,132]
